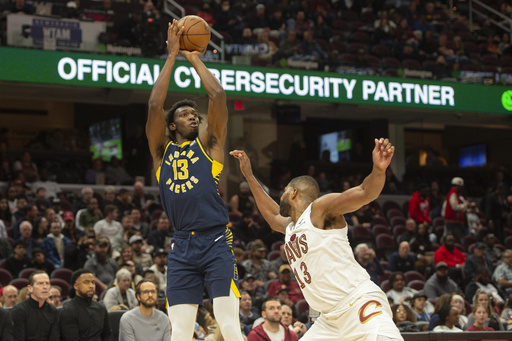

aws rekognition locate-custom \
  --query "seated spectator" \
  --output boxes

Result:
[103,186,117,208]
[0,285,18,308]
[34,188,51,213]
[465,289,504,330]
[233,211,259,247]
[130,208,149,238]
[13,151,38,183]
[281,304,307,338]
[297,30,328,61]
[230,182,257,218]
[85,158,106,185]
[424,262,460,300]
[388,241,416,273]
[78,198,102,235]
[130,235,153,271]
[288,10,310,40]
[434,234,465,286]
[132,182,154,215]
[62,211,84,245]
[148,248,167,293]
[253,30,278,63]
[432,305,463,332]
[241,273,265,301]
[41,219,72,268]
[242,240,276,288]
[391,304,419,332]
[0,196,13,228]
[492,249,512,295]
[355,243,383,286]
[247,297,299,341]
[72,187,94,215]
[114,189,134,217]
[267,264,303,304]
[444,177,467,241]
[18,220,40,260]
[147,213,172,250]
[234,247,247,281]
[31,247,55,275]
[447,294,467,329]
[464,242,494,283]
[46,286,62,308]
[409,223,434,274]
[213,0,238,40]
[5,240,31,278]
[501,294,512,321]
[105,157,133,185]
[275,29,300,62]
[103,269,138,311]
[120,261,143,291]
[387,271,418,305]
[93,205,121,247]
[466,267,505,306]
[484,233,502,264]
[466,304,495,331]
[249,3,270,36]
[411,292,431,322]
[398,219,417,244]
[64,233,95,271]
[428,294,455,330]
[239,290,260,330]
[409,184,431,225]
[84,237,119,291]
[111,214,135,255]
[197,1,214,26]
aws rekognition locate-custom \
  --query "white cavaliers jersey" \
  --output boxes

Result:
[284,204,381,314]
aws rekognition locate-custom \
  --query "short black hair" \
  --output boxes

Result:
[13,239,27,249]
[28,270,48,286]
[389,271,405,287]
[165,99,199,141]
[289,175,320,202]
[261,296,281,312]
[135,279,156,296]
[71,268,94,286]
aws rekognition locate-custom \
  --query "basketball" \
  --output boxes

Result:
[178,15,211,52]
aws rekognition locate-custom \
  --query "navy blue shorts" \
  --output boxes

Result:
[166,226,240,307]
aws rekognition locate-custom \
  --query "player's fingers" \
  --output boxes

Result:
[380,138,389,150]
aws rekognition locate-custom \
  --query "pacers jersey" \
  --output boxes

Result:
[156,138,229,232]
[284,204,380,314]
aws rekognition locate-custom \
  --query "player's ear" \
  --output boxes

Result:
[290,188,299,200]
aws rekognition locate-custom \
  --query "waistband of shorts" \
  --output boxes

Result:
[173,226,227,238]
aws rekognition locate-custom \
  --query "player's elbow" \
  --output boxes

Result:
[209,87,226,101]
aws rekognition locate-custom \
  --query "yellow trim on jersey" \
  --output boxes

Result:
[196,138,224,180]
[196,137,213,163]
[231,279,241,298]
[156,140,173,184]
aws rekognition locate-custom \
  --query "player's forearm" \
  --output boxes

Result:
[188,56,225,99]
[245,175,281,227]
[148,53,178,110]
[359,166,386,203]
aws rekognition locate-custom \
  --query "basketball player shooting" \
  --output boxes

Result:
[230,139,404,341]
[147,20,243,341]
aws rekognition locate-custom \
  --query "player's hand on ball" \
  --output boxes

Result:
[179,48,206,60]
[166,19,185,56]
[230,150,253,177]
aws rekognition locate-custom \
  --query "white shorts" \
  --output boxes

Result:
[301,290,403,341]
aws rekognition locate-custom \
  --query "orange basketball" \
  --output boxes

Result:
[178,15,211,52]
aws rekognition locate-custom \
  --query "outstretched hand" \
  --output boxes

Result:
[166,19,185,56]
[230,150,253,178]
[372,138,394,171]
[179,48,206,61]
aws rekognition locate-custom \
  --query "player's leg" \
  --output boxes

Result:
[213,288,244,341]
[168,304,198,341]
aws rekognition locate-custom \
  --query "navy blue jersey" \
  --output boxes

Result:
[157,138,229,232]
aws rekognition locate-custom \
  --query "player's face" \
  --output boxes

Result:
[263,300,282,324]
[172,106,199,141]
[75,273,96,299]
[279,187,292,217]
[138,282,158,308]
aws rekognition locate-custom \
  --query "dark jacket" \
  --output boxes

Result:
[247,322,299,341]
[0,307,14,341]
[4,255,31,278]
[60,295,112,341]
[10,297,59,341]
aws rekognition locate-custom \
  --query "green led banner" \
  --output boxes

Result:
[1,47,511,115]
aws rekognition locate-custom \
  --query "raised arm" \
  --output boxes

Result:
[147,20,184,172]
[230,150,291,234]
[314,138,395,218]
[180,50,228,163]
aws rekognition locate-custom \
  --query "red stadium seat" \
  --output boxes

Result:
[0,269,13,286]
[9,278,29,290]
[51,268,73,284]
[51,278,70,298]
[19,268,37,280]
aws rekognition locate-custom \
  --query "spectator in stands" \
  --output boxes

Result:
[411,292,431,322]
[409,223,434,263]
[93,205,121,246]
[119,279,170,340]
[233,211,259,247]
[115,188,134,216]
[130,207,149,238]
[10,271,59,339]
[105,156,133,185]
[41,219,72,268]
[103,268,138,311]
[120,260,142,290]
[493,249,512,295]
[64,232,94,271]
[434,234,465,286]
[60,269,112,339]
[197,1,214,26]
[467,304,495,331]
[18,220,39,260]
[382,168,402,195]
[132,181,154,215]
[5,239,31,277]
[239,290,260,330]
[398,219,417,244]
[485,183,508,241]
[78,198,102,235]
[147,213,172,250]
[130,235,153,270]
[281,303,307,338]
[9,0,34,14]
[72,187,94,215]
[409,183,431,225]
[465,289,504,330]
[12,204,38,240]
[12,194,27,222]
[214,0,239,41]
[388,241,416,273]
[267,264,303,304]
[387,271,418,305]
[31,247,55,275]
[241,273,265,301]
[34,188,51,213]
[62,211,84,245]
[0,196,13,228]
[103,186,117,208]
[287,10,310,40]
[373,17,395,47]
[355,243,384,286]
[275,29,300,62]
[148,248,167,293]
[234,247,247,281]
[429,180,443,219]
[230,182,258,218]
[46,286,62,308]
[84,237,118,291]
[449,294,468,329]
[424,262,460,300]
[268,8,286,39]
[249,4,270,36]
[254,30,278,64]
[13,151,38,183]
[444,177,467,241]
[484,233,502,264]
[111,214,134,254]
[248,297,299,341]
[432,305,463,332]
[297,30,328,61]
[391,304,419,332]
[242,240,276,288]
[464,242,494,283]
[0,285,18,308]
[85,158,105,185]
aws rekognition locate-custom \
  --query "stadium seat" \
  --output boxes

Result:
[380,260,388,270]
[482,65,499,73]
[51,268,73,284]
[501,56,512,67]
[0,259,6,268]
[403,59,422,69]
[387,209,405,221]
[382,200,401,213]
[332,20,349,30]
[353,224,374,246]
[463,235,477,252]
[379,270,392,284]
[341,53,356,64]
[375,234,396,260]
[295,299,309,315]
[372,216,388,226]
[390,216,406,227]
[0,269,13,287]
[51,278,70,298]
[458,31,473,41]
[482,54,499,66]
[330,40,347,53]
[433,217,445,227]
[108,310,126,341]
[404,271,426,283]
[271,241,284,251]
[365,54,381,68]
[382,57,401,69]
[348,43,368,54]
[267,250,281,261]
[393,225,406,241]
[372,224,391,236]
[380,279,389,292]
[372,45,391,57]
[505,236,512,250]
[9,278,29,290]
[353,31,371,44]
[340,10,359,21]
[19,268,37,280]
[463,63,481,72]
[408,280,425,291]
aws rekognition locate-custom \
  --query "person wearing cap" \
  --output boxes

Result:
[31,247,55,275]
[0,285,18,308]
[411,292,431,322]
[463,242,494,282]
[267,264,303,304]
[242,241,277,288]
[423,262,460,300]
[62,210,84,244]
[147,212,172,250]
[84,237,119,291]
[114,188,135,216]
[77,198,102,235]
[5,239,31,277]
[41,218,72,269]
[130,235,153,270]
[149,248,167,293]
[443,177,467,241]
[229,182,258,219]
